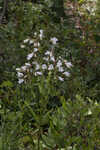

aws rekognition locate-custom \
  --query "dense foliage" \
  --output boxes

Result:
[0,0,100,149]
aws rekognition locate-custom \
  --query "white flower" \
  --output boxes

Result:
[35,63,40,70]
[94,101,98,106]
[34,42,40,47]
[58,77,64,81]
[32,61,38,65]
[17,72,24,78]
[57,60,62,67]
[23,39,29,43]
[32,61,39,70]
[27,52,34,60]
[48,64,54,70]
[21,66,27,71]
[30,69,33,73]
[39,29,43,40]
[35,72,42,76]
[40,29,43,35]
[64,61,73,68]
[87,109,92,115]
[50,56,55,62]
[25,63,31,67]
[50,51,53,57]
[34,32,37,36]
[34,48,38,52]
[29,40,34,44]
[42,64,47,70]
[18,79,24,84]
[58,67,64,72]
[50,37,58,45]
[37,42,40,47]
[45,51,50,55]
[40,35,43,40]
[20,45,25,48]
[43,57,49,61]
[67,146,72,150]
[16,68,21,71]
[63,72,70,77]
[34,42,37,47]
[34,53,37,57]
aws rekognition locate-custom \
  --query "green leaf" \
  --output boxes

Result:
[0,81,13,88]
[24,101,39,123]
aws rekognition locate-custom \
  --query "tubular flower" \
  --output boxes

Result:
[27,52,34,60]
[50,37,58,45]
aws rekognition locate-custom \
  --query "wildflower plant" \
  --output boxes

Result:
[16,29,73,85]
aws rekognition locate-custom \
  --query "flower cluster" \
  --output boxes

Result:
[16,30,73,84]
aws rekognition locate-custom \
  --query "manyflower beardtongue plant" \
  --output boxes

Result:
[16,31,73,84]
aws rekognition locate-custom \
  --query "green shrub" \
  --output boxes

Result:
[42,95,100,150]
